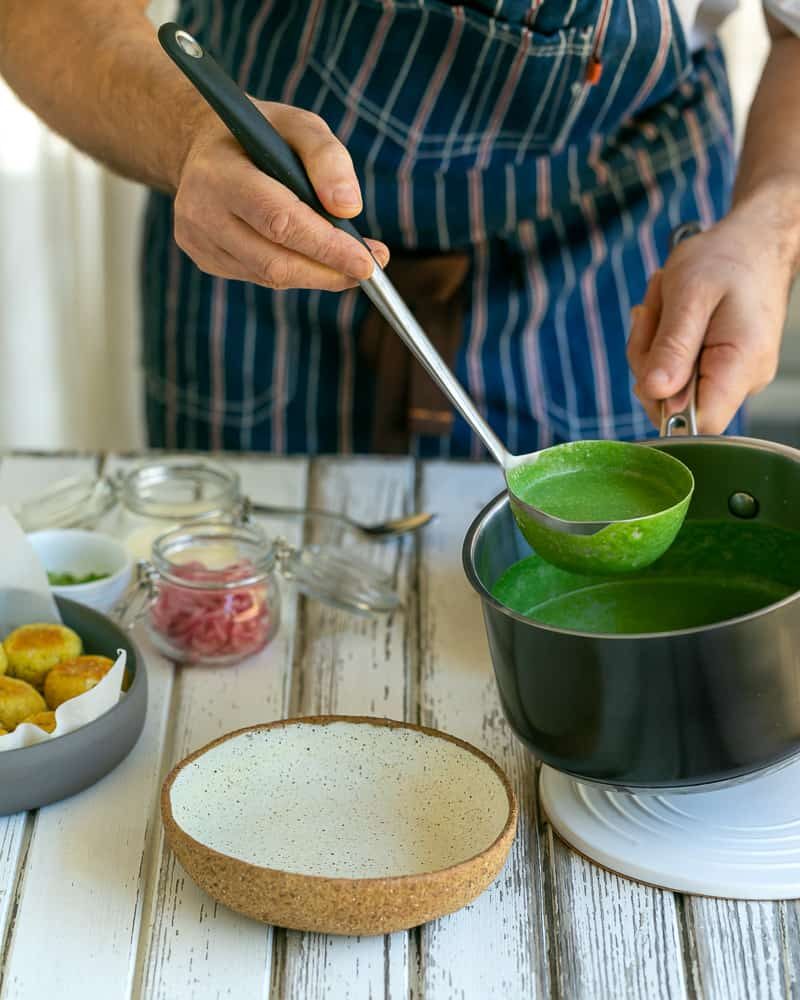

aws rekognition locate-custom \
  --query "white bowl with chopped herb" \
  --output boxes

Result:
[28,530,133,614]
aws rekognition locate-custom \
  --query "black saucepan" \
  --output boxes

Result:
[463,433,800,790]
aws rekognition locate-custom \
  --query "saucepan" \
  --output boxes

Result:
[463,403,800,790]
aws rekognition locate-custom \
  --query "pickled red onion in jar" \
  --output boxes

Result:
[149,559,273,663]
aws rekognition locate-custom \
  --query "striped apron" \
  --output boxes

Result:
[142,0,742,456]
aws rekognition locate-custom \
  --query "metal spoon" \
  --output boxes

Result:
[245,502,434,538]
[159,24,694,575]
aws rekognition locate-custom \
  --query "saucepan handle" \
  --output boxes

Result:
[659,376,698,437]
[659,222,702,438]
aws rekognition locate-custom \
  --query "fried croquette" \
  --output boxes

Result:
[21,710,56,733]
[0,676,47,730]
[4,623,82,688]
[0,642,6,676]
[44,655,114,710]
[0,728,7,736]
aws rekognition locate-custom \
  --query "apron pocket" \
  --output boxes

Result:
[310,0,597,158]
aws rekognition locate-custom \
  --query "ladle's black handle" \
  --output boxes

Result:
[157,22,365,246]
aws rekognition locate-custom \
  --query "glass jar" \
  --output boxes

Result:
[13,457,245,559]
[141,521,279,667]
[114,457,243,559]
[115,520,400,666]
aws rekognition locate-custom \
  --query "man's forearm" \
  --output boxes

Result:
[732,14,800,276]
[0,0,209,191]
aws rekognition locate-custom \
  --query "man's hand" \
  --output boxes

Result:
[0,1,386,293]
[627,192,798,433]
[174,101,389,291]
[628,12,800,435]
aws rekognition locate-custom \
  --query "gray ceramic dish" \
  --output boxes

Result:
[0,596,147,815]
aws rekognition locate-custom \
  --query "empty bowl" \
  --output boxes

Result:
[27,529,133,614]
[161,716,517,935]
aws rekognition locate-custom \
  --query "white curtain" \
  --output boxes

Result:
[0,2,773,452]
[0,99,147,451]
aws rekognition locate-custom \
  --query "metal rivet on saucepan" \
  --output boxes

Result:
[728,492,759,519]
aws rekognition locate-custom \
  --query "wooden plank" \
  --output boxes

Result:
[130,457,308,1000]
[0,815,29,956]
[546,832,685,999]
[274,457,414,1000]
[0,453,99,966]
[417,460,688,1000]
[417,460,547,1000]
[683,898,798,1000]
[779,902,800,998]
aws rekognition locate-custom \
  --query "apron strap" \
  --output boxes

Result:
[360,252,470,452]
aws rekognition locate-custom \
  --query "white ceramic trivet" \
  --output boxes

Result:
[540,755,800,899]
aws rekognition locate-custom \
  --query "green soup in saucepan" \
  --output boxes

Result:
[490,520,800,634]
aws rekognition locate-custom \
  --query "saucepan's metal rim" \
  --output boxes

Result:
[463,434,800,642]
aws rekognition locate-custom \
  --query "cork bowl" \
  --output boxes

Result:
[161,716,517,936]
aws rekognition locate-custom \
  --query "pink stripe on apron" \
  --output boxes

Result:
[270,291,289,453]
[238,1,276,87]
[338,5,397,144]
[622,0,671,119]
[209,277,227,452]
[467,33,530,456]
[337,289,357,453]
[685,108,714,228]
[579,192,614,439]
[398,10,465,245]
[164,240,181,449]
[634,147,664,277]
[519,220,551,448]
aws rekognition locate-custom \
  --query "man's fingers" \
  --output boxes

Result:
[641,272,723,400]
[262,102,364,218]
[695,345,748,434]
[176,104,391,293]
[631,382,661,427]
[224,166,375,280]
[695,300,777,434]
[175,225,261,283]
[210,213,367,291]
[627,271,663,378]
[364,239,391,269]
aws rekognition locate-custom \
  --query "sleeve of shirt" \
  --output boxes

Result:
[764,0,800,35]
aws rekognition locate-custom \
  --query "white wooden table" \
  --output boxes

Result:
[0,451,796,1000]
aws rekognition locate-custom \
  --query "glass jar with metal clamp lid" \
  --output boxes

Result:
[13,457,246,557]
[115,520,400,666]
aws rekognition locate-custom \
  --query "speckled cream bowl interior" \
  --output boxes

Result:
[161,716,517,935]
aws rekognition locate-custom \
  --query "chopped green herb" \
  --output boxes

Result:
[47,570,110,586]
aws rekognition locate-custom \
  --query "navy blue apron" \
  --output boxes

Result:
[142,0,742,454]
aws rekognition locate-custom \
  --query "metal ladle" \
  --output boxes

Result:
[159,23,694,575]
